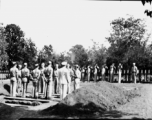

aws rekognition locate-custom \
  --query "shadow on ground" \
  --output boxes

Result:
[3,84,10,94]
[39,102,138,119]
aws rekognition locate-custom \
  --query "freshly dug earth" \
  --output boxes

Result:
[41,81,141,117]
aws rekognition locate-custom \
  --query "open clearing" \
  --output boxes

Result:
[0,79,152,119]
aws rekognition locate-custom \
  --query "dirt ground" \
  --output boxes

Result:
[0,79,152,119]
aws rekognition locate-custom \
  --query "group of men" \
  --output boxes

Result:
[80,62,138,84]
[9,61,81,100]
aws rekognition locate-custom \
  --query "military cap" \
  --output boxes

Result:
[24,63,27,66]
[12,61,16,65]
[35,64,39,67]
[61,61,67,66]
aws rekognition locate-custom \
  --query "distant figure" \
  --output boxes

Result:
[101,64,108,81]
[17,64,22,95]
[21,63,30,98]
[73,65,81,90]
[58,61,70,100]
[31,64,40,98]
[118,63,123,83]
[131,63,138,84]
[44,61,53,99]
[87,66,91,82]
[10,62,18,97]
[66,64,73,94]
[94,64,98,82]
[109,63,116,82]
[81,67,85,82]
[53,63,59,94]
[38,62,46,94]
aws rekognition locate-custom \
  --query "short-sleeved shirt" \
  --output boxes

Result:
[32,68,40,79]
[44,66,53,78]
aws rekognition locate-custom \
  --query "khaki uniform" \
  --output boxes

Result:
[109,65,115,82]
[101,65,108,81]
[31,68,40,98]
[81,68,85,82]
[67,68,73,94]
[118,64,123,83]
[73,69,81,90]
[38,67,45,94]
[87,67,91,82]
[53,69,59,94]
[94,67,98,82]
[10,67,18,97]
[131,66,138,84]
[17,69,22,95]
[21,68,30,98]
[58,67,70,100]
[44,66,53,99]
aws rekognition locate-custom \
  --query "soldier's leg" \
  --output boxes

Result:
[10,80,13,97]
[13,80,17,97]
[63,84,67,99]
[60,84,63,100]
[22,82,27,98]
[47,80,52,99]
[54,78,57,94]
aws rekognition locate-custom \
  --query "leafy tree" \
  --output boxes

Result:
[69,44,88,67]
[87,40,107,67]
[0,24,9,70]
[106,16,149,69]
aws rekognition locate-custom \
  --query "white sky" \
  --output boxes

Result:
[0,0,152,53]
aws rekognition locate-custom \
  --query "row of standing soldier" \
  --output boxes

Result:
[9,61,81,100]
[80,63,138,84]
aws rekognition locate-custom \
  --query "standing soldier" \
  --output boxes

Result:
[58,61,70,100]
[44,61,53,99]
[87,66,91,82]
[81,67,85,82]
[53,63,59,94]
[109,63,116,83]
[10,62,18,97]
[66,64,73,94]
[118,63,123,83]
[31,64,41,98]
[38,62,46,94]
[73,65,81,90]
[17,64,22,96]
[131,63,138,84]
[101,64,108,81]
[21,63,30,98]
[94,64,98,82]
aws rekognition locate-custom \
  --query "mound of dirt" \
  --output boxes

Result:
[41,81,141,117]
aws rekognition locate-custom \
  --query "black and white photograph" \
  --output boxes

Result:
[0,0,152,119]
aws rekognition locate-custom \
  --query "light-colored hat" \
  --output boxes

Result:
[48,61,52,64]
[61,61,67,66]
[24,63,27,66]
[12,61,16,65]
[35,64,39,67]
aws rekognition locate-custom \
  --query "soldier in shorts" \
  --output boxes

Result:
[21,63,30,98]
[31,64,41,98]
[10,62,18,97]
[44,61,53,99]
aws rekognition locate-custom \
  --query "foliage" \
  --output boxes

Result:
[106,16,150,69]
[69,44,88,67]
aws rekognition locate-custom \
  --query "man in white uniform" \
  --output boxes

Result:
[58,61,70,100]
[73,65,81,90]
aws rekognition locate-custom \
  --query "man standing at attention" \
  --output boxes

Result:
[17,64,22,96]
[87,66,91,82]
[109,63,116,83]
[66,64,73,94]
[101,64,108,81]
[21,63,30,98]
[31,64,41,98]
[38,62,46,94]
[131,63,138,84]
[58,61,70,100]
[118,63,123,83]
[73,65,81,90]
[53,63,59,94]
[44,61,53,99]
[10,62,18,97]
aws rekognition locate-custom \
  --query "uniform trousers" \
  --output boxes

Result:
[10,77,17,97]
[60,84,67,100]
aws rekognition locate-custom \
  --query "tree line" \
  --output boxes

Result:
[0,16,152,70]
